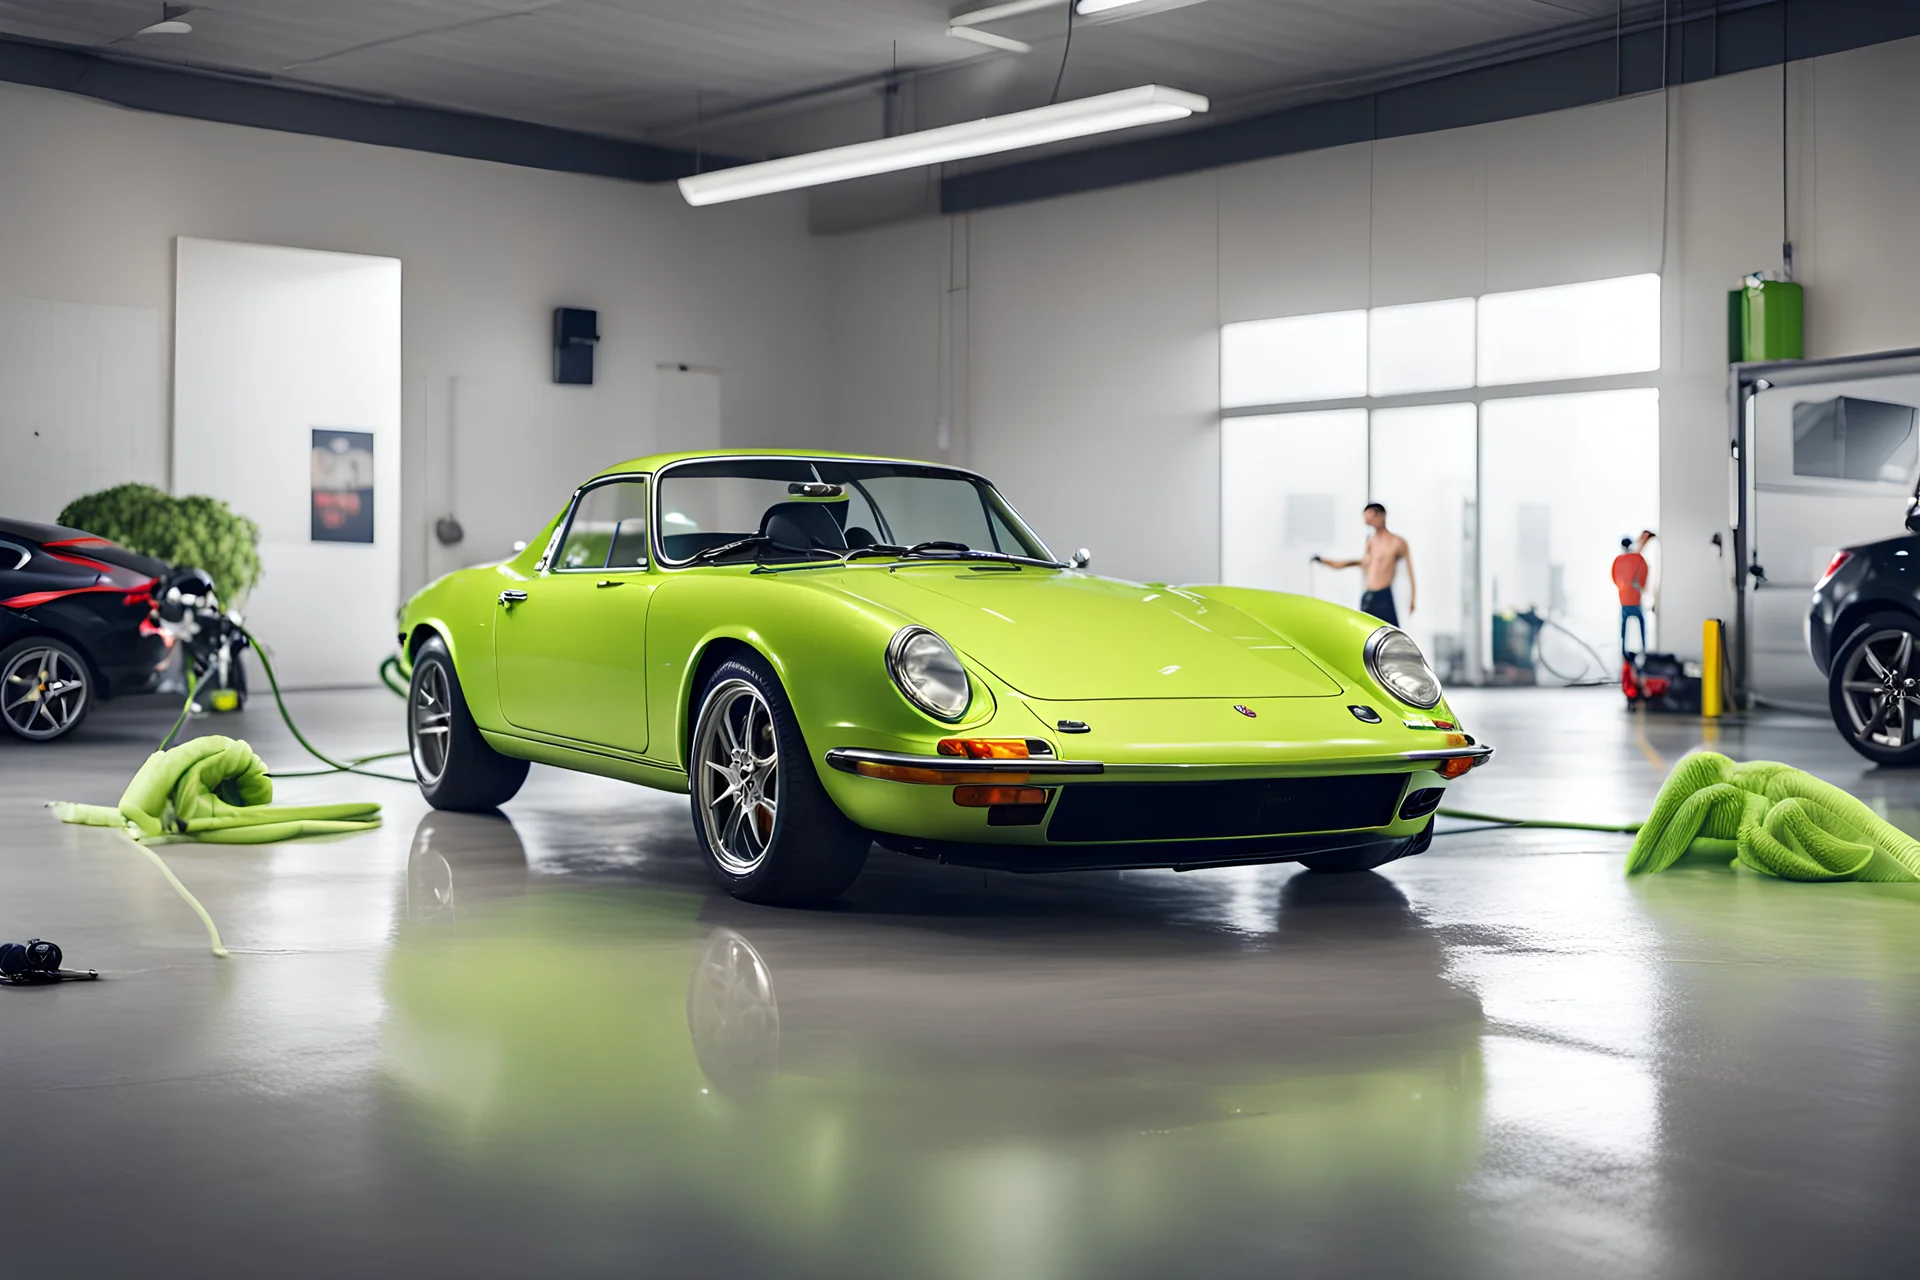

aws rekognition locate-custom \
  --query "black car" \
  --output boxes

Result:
[1807,500,1920,763]
[0,517,173,741]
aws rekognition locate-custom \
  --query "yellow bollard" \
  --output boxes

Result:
[1702,618,1723,718]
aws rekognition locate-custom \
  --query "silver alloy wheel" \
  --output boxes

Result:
[1,645,88,740]
[1839,628,1920,750]
[411,661,454,784]
[695,678,781,876]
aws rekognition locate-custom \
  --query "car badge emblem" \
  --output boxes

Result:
[1233,704,1257,718]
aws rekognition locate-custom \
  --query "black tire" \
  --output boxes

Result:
[688,655,869,906]
[409,636,529,810]
[1828,613,1920,766]
[1298,819,1434,874]
[0,636,93,742]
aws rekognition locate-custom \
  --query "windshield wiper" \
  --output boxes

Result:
[884,543,1064,569]
[689,535,837,566]
[748,541,1065,572]
[688,534,771,564]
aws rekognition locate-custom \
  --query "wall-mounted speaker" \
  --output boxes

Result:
[554,307,599,385]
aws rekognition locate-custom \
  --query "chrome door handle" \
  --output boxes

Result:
[498,590,528,605]
[595,579,625,588]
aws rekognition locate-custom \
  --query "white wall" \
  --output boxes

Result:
[823,34,1920,662]
[0,295,164,517]
[0,80,832,618]
[968,171,1222,584]
[174,239,403,688]
[826,218,945,460]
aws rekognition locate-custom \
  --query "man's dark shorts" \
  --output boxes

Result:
[1360,588,1399,627]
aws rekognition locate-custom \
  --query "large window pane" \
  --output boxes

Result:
[1369,298,1476,397]
[1220,410,1367,600]
[1369,404,1477,683]
[1477,273,1660,386]
[1480,389,1659,681]
[1221,311,1367,407]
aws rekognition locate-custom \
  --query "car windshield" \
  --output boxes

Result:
[656,459,1054,565]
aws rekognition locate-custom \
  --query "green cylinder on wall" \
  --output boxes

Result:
[1741,280,1804,361]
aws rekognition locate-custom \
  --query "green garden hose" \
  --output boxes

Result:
[228,626,413,783]
[1435,806,1641,834]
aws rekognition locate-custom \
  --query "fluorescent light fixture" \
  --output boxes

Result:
[678,84,1207,206]
[947,25,1032,53]
[1077,0,1211,13]
[950,0,1061,27]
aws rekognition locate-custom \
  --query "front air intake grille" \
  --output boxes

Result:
[1045,775,1405,844]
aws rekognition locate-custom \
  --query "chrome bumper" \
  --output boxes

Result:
[824,743,1492,778]
[824,748,1104,776]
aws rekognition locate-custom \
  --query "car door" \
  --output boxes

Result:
[494,477,657,753]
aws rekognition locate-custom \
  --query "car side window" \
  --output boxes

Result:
[556,479,649,571]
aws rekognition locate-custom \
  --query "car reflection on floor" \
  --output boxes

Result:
[386,810,1486,1279]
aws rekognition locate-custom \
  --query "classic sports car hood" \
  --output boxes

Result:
[827,567,1343,701]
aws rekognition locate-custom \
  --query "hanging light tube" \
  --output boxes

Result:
[678,84,1207,206]
[949,0,1062,27]
[947,25,1033,53]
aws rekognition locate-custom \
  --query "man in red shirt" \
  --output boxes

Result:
[1612,531,1654,657]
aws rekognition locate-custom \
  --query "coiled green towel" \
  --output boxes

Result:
[1626,751,1920,881]
[52,735,381,843]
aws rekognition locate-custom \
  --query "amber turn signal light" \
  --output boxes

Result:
[953,785,1050,807]
[1437,756,1474,780]
[937,738,1033,759]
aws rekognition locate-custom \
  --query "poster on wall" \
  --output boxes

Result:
[311,429,375,543]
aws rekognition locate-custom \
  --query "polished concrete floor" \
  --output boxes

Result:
[4,685,1920,1277]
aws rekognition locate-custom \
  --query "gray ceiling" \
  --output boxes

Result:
[0,0,1624,157]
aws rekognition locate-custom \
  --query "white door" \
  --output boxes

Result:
[174,238,402,688]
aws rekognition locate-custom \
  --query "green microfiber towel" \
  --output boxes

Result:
[52,735,381,843]
[1626,751,1920,881]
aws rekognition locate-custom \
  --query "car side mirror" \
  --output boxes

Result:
[1907,499,1920,535]
[1069,548,1091,569]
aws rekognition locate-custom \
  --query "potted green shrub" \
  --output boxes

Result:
[58,483,262,603]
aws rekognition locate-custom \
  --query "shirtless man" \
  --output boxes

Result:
[1313,502,1415,626]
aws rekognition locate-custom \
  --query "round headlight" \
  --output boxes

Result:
[887,627,971,721]
[1365,627,1442,709]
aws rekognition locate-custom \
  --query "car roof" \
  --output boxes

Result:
[588,448,975,482]
[0,516,96,545]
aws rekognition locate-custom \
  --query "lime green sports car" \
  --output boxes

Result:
[396,450,1489,904]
